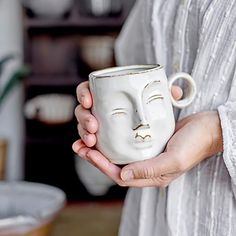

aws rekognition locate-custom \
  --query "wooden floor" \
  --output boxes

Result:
[50,201,123,236]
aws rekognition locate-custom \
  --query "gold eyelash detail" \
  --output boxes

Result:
[112,112,126,115]
[112,108,124,111]
[146,95,164,104]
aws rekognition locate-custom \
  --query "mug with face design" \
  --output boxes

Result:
[89,64,196,164]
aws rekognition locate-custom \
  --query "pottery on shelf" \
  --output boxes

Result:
[24,93,76,125]
[84,0,123,17]
[79,36,115,71]
[21,0,74,19]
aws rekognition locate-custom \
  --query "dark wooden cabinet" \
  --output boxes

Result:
[23,0,135,201]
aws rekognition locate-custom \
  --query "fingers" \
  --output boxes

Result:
[74,82,121,186]
[74,105,98,146]
[86,150,127,186]
[76,81,92,109]
[122,153,176,179]
[171,85,183,100]
[72,139,90,157]
[75,82,98,146]
[77,124,96,147]
[75,105,98,134]
[73,143,181,188]
[119,152,179,187]
[118,172,181,188]
[73,139,96,163]
[73,141,126,186]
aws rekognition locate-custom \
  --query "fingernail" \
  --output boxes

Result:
[72,142,78,152]
[83,134,88,141]
[80,95,85,104]
[122,170,134,181]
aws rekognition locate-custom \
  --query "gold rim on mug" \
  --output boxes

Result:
[89,64,163,78]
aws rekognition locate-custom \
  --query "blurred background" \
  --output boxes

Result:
[0,0,136,235]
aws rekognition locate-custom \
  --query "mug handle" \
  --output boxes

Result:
[168,72,197,108]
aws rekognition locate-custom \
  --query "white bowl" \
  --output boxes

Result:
[0,181,66,234]
[24,93,76,125]
[79,36,115,70]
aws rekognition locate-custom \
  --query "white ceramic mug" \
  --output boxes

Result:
[89,64,196,164]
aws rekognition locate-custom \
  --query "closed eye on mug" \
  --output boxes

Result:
[146,94,164,104]
[111,108,127,116]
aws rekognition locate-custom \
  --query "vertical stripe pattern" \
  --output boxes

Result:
[116,0,236,235]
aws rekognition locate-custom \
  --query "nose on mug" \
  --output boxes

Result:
[89,64,197,164]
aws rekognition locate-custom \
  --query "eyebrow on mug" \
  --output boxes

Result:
[144,80,161,89]
[112,108,125,111]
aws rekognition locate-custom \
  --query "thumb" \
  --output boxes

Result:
[171,85,183,100]
[120,153,174,181]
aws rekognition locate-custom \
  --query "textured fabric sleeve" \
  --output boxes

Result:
[218,102,236,184]
[114,0,155,66]
[218,70,236,186]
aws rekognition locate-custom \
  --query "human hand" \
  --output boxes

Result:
[116,111,223,187]
[73,108,223,187]
[72,80,183,186]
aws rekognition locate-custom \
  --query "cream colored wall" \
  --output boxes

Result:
[0,0,24,180]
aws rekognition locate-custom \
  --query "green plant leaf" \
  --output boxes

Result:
[0,65,30,110]
[0,55,16,77]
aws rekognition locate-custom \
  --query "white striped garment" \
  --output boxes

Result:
[115,0,236,235]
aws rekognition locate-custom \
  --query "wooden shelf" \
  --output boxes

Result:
[23,2,130,34]
[22,0,135,32]
[23,0,135,201]
[24,74,87,87]
[25,135,75,145]
[25,15,125,31]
